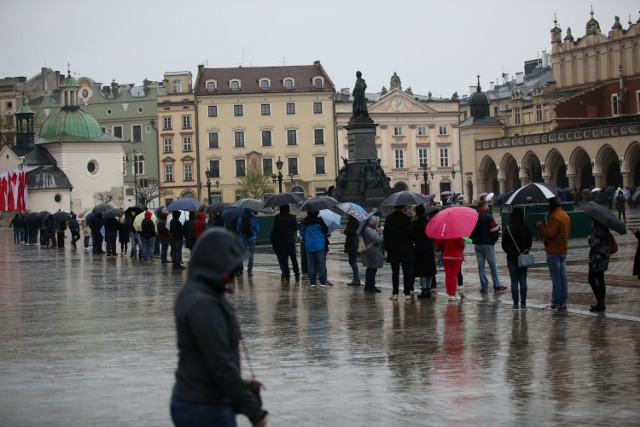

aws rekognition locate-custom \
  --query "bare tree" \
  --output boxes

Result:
[96,191,114,204]
[135,179,165,207]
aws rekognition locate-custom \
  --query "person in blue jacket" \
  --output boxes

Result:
[236,209,260,277]
[299,210,330,287]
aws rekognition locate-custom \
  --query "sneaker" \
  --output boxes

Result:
[389,294,398,301]
[347,279,361,286]
[558,305,568,311]
[589,305,606,312]
[405,294,412,301]
[247,272,254,277]
[310,284,316,287]
[325,282,334,286]
[430,288,438,295]
[319,283,329,287]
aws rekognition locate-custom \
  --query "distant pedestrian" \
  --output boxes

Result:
[435,237,465,301]
[361,213,383,293]
[118,218,130,256]
[236,209,260,277]
[470,200,504,293]
[140,211,156,262]
[81,219,91,250]
[631,227,640,279]
[615,191,626,222]
[170,211,186,270]
[537,196,571,310]
[501,207,533,309]
[55,219,66,248]
[383,205,414,301]
[184,211,197,255]
[128,213,142,260]
[300,210,330,287]
[270,204,300,282]
[193,211,208,241]
[104,216,119,256]
[587,220,612,312]
[342,215,361,286]
[9,213,20,243]
[68,214,80,248]
[170,228,268,427]
[411,205,436,299]
[46,214,57,248]
[90,213,103,254]
[157,212,170,263]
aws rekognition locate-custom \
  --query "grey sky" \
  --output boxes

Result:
[2,0,637,98]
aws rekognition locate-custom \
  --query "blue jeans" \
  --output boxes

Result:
[170,396,237,427]
[171,239,184,267]
[348,253,360,281]
[474,244,501,290]
[306,250,327,285]
[546,253,568,306]
[84,235,91,249]
[507,259,528,306]
[160,239,170,262]
[130,232,140,258]
[419,275,433,290]
[243,240,256,273]
[142,237,155,261]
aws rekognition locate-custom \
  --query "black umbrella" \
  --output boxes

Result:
[92,203,113,215]
[263,192,304,209]
[580,201,626,235]
[36,210,50,221]
[221,206,243,229]
[604,186,616,194]
[205,202,229,215]
[380,191,429,207]
[25,211,39,225]
[53,211,72,223]
[300,196,338,212]
[154,206,166,217]
[104,208,125,219]
[125,205,145,218]
[505,182,560,205]
[495,191,513,204]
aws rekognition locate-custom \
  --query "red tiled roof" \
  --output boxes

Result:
[194,62,335,95]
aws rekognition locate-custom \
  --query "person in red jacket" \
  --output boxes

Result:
[194,211,207,241]
[435,237,465,301]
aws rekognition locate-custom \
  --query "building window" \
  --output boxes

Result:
[183,136,192,151]
[234,105,243,116]
[535,104,542,122]
[263,158,273,176]
[315,157,326,174]
[133,153,145,175]
[138,178,148,188]
[418,148,428,167]
[132,124,142,142]
[439,148,449,167]
[261,130,272,147]
[208,132,219,149]
[261,104,270,116]
[172,79,182,93]
[165,164,174,182]
[438,125,448,135]
[260,80,270,90]
[314,78,323,89]
[208,105,217,117]
[209,160,220,178]
[636,91,640,114]
[87,160,97,174]
[182,115,191,129]
[314,129,324,145]
[287,129,297,145]
[394,149,405,169]
[394,126,403,136]
[184,164,193,181]
[286,102,295,114]
[287,157,298,175]
[230,80,240,91]
[493,106,499,116]
[514,107,521,125]
[313,102,323,114]
[234,131,245,147]
[235,159,246,177]
[417,126,427,136]
[206,82,216,92]
[612,94,619,116]
[113,125,123,139]
[163,116,172,130]
[284,79,294,90]
[163,138,173,153]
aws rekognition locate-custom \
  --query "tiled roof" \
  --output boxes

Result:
[195,63,335,95]
[460,67,554,106]
[459,115,504,127]
[9,143,57,166]
[27,166,73,190]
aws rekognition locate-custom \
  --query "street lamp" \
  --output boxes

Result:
[271,156,284,193]
[422,163,432,194]
[205,168,212,204]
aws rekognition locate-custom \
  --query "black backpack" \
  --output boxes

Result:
[241,216,254,238]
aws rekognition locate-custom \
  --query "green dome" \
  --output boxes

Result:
[60,74,80,88]
[40,108,103,140]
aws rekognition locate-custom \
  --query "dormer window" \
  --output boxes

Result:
[230,80,241,91]
[313,77,324,89]
[284,78,294,90]
[172,79,183,93]
[259,79,270,90]
[206,81,216,92]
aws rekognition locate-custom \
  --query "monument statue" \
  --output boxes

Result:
[351,71,369,119]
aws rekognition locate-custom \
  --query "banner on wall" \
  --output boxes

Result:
[0,164,28,212]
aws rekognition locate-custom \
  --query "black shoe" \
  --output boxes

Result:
[173,265,186,270]
[589,305,606,312]
[294,273,300,281]
[364,287,381,293]
[161,260,169,264]
[558,305,568,311]
[417,291,431,299]
[494,286,507,292]
[548,304,559,310]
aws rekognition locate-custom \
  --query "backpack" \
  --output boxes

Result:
[241,215,254,238]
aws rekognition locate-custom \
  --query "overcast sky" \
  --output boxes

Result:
[2,0,637,98]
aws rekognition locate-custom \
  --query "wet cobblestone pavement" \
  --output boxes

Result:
[1,210,640,426]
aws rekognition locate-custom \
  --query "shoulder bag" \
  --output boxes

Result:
[507,226,534,268]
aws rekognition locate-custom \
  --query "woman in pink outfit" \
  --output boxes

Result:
[435,237,465,300]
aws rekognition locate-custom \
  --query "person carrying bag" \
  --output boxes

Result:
[501,207,533,309]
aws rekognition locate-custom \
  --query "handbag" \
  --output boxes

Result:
[507,226,534,268]
[357,234,373,254]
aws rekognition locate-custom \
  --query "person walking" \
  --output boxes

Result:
[299,210,330,287]
[435,237,465,301]
[140,211,156,262]
[383,205,414,301]
[118,217,130,256]
[470,199,505,293]
[68,213,80,249]
[587,220,612,312]
[615,191,626,222]
[501,207,533,310]
[411,205,436,299]
[104,216,119,256]
[343,214,361,286]
[170,211,186,270]
[236,209,260,277]
[537,196,571,310]
[170,228,268,427]
[270,204,300,282]
[157,212,170,263]
[361,214,383,293]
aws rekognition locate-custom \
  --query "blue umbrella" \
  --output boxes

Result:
[319,209,341,234]
[167,198,202,211]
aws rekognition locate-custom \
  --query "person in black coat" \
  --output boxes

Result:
[103,216,119,256]
[270,204,300,282]
[343,215,361,286]
[411,205,436,299]
[631,227,640,280]
[501,207,533,309]
[383,205,414,300]
[90,213,104,254]
[170,211,186,269]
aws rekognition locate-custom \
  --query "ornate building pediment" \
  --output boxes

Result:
[369,89,437,114]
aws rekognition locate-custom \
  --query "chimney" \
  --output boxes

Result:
[516,72,524,84]
[42,67,48,92]
[502,73,510,84]
[341,87,350,95]
[111,80,119,98]
[313,60,320,67]
[198,64,204,72]
[55,70,61,89]
[490,81,495,90]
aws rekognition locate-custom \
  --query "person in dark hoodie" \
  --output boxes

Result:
[104,215,120,256]
[170,228,268,427]
[501,207,533,310]
[170,211,186,270]
[236,209,260,277]
[270,204,300,282]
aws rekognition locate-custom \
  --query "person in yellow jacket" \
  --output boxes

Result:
[536,196,571,310]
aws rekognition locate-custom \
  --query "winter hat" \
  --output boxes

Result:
[144,211,152,219]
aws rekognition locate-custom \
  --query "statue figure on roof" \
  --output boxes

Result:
[390,72,401,90]
[351,71,369,119]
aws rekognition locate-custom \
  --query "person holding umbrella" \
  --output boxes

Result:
[342,214,361,286]
[236,209,260,277]
[299,210,330,287]
[501,208,533,310]
[631,227,640,280]
[170,211,186,270]
[435,236,465,301]
[270,204,300,282]
[68,213,80,249]
[104,215,119,256]
[587,220,613,312]
[411,205,436,299]
[140,211,157,262]
[383,205,415,301]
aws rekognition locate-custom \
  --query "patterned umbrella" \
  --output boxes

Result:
[336,202,368,222]
[232,198,264,211]
[505,183,560,205]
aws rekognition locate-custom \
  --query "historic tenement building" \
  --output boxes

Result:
[335,72,461,196]
[460,9,640,201]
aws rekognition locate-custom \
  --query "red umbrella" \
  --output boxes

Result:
[425,206,478,239]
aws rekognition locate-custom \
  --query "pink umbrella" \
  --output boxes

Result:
[425,206,479,239]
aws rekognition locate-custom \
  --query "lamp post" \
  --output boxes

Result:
[272,156,284,193]
[422,163,433,195]
[205,169,212,204]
